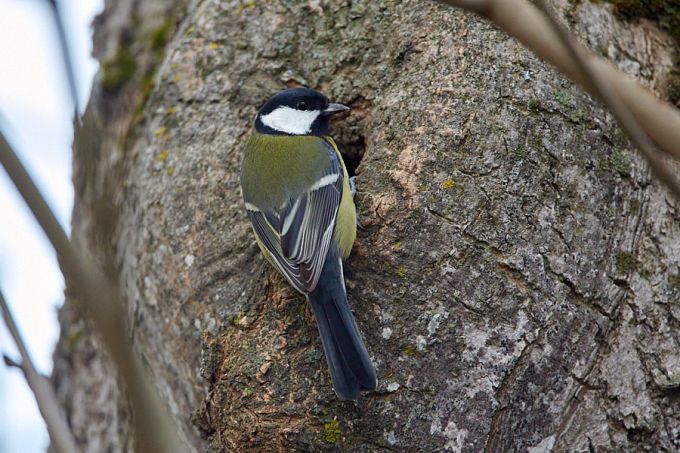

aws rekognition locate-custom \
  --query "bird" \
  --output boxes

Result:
[240,87,377,400]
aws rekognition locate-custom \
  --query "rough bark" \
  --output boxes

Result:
[53,0,680,451]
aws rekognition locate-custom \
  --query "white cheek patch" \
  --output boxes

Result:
[260,106,321,135]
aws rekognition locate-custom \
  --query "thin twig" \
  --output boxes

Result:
[3,354,21,368]
[46,0,79,116]
[437,0,680,163]
[0,132,185,453]
[0,289,79,453]
[533,1,680,198]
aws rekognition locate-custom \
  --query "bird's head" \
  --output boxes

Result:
[255,87,349,136]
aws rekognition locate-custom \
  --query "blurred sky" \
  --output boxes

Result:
[0,0,102,451]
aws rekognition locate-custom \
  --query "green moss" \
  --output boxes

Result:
[242,387,254,397]
[669,272,680,291]
[132,68,158,123]
[629,198,641,213]
[396,266,406,278]
[568,108,587,124]
[528,99,541,112]
[615,251,639,273]
[555,88,572,107]
[150,19,173,52]
[515,144,528,158]
[101,48,137,90]
[304,347,323,365]
[229,314,243,326]
[129,17,176,125]
[609,148,631,176]
[323,418,341,444]
[668,271,680,293]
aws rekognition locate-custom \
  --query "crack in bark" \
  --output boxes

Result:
[455,296,485,316]
[460,229,506,258]
[551,279,632,448]
[545,264,614,320]
[496,261,542,296]
[425,205,459,227]
[484,330,543,453]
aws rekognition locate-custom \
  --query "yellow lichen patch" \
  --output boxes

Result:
[403,345,416,356]
[166,166,175,176]
[238,1,257,12]
[396,266,406,278]
[208,42,219,50]
[156,150,169,161]
[167,106,177,114]
[155,126,167,138]
[441,179,455,190]
[66,329,83,350]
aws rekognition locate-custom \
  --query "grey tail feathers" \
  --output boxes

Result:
[308,248,377,400]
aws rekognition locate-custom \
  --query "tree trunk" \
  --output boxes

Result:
[53,0,680,451]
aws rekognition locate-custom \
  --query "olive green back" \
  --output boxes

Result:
[241,132,333,210]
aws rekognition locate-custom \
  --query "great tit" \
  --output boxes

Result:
[240,88,377,400]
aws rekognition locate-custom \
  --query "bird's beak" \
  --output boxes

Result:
[323,103,350,115]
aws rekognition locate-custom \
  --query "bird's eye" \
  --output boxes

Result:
[297,101,309,111]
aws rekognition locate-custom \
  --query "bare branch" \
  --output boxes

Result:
[0,289,79,453]
[437,0,680,163]
[3,353,22,369]
[46,0,80,116]
[0,132,185,453]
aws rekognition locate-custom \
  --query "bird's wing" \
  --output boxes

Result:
[244,140,343,294]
